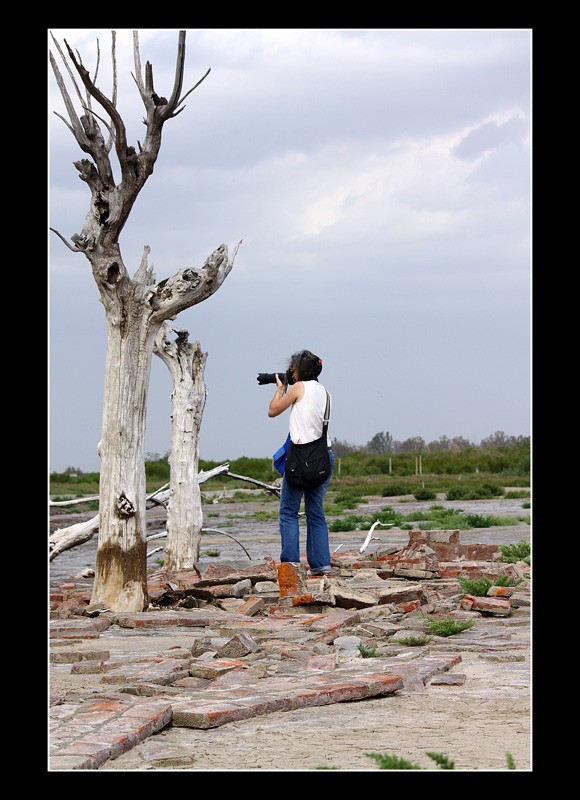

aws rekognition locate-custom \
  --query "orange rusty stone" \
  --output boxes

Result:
[277,562,306,598]
[291,594,317,605]
[394,599,422,613]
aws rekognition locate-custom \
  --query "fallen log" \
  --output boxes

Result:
[49,464,280,560]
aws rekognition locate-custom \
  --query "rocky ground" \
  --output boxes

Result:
[49,490,532,772]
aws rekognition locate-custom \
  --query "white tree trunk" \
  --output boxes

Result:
[154,324,207,570]
[91,299,158,611]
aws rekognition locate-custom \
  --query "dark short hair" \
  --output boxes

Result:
[288,349,323,381]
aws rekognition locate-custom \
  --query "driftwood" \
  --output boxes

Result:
[146,527,252,560]
[49,515,101,560]
[359,521,394,555]
[49,464,281,561]
[224,471,281,498]
[50,495,100,507]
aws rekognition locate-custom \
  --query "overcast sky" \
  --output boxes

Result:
[48,28,531,473]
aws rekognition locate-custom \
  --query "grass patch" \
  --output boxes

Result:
[253,510,279,522]
[458,576,493,596]
[445,482,504,501]
[357,643,381,658]
[498,540,530,565]
[381,482,411,497]
[313,751,517,770]
[328,502,529,534]
[422,616,476,637]
[365,752,423,770]
[457,574,519,595]
[364,751,515,770]
[390,635,431,646]
[413,488,437,501]
[328,507,403,532]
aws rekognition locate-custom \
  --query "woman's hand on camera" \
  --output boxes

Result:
[269,374,304,418]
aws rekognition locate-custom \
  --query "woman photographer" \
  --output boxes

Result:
[267,349,334,576]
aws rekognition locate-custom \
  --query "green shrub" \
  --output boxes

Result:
[423,617,476,637]
[357,643,381,658]
[381,482,410,497]
[328,507,404,532]
[458,576,492,596]
[493,574,514,587]
[390,635,431,646]
[365,752,423,770]
[413,488,437,501]
[364,750,515,771]
[464,513,494,528]
[253,510,278,521]
[145,456,170,482]
[417,512,471,530]
[445,482,504,501]
[498,540,530,564]
[426,752,455,770]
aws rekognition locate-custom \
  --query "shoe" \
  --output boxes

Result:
[307,567,338,577]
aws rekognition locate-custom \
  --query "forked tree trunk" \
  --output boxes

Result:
[154,323,208,569]
[49,30,239,611]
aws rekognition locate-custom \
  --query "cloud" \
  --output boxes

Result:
[48,28,531,471]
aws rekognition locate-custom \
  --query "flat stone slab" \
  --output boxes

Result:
[171,669,404,729]
[49,693,173,771]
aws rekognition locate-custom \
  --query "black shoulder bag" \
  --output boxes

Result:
[284,391,331,491]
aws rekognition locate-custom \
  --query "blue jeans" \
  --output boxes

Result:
[279,449,335,572]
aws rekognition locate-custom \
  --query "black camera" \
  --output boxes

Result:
[257,369,295,386]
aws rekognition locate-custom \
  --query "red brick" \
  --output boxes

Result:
[237,597,265,616]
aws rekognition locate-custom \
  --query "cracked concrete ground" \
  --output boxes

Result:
[49,491,531,772]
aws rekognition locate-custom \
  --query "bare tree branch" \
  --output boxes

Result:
[49,227,82,252]
[149,242,241,324]
[159,30,186,120]
[133,245,156,285]
[50,33,88,121]
[63,38,130,181]
[225,472,281,498]
[49,52,91,150]
[175,68,212,113]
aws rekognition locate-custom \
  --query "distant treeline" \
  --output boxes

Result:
[51,431,530,486]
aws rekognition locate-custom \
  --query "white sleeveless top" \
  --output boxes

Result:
[289,380,332,446]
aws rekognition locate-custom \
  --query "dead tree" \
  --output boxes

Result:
[49,30,239,612]
[153,322,207,569]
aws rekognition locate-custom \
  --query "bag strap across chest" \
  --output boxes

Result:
[321,391,330,438]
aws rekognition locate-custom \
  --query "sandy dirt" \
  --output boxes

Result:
[49,491,532,772]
